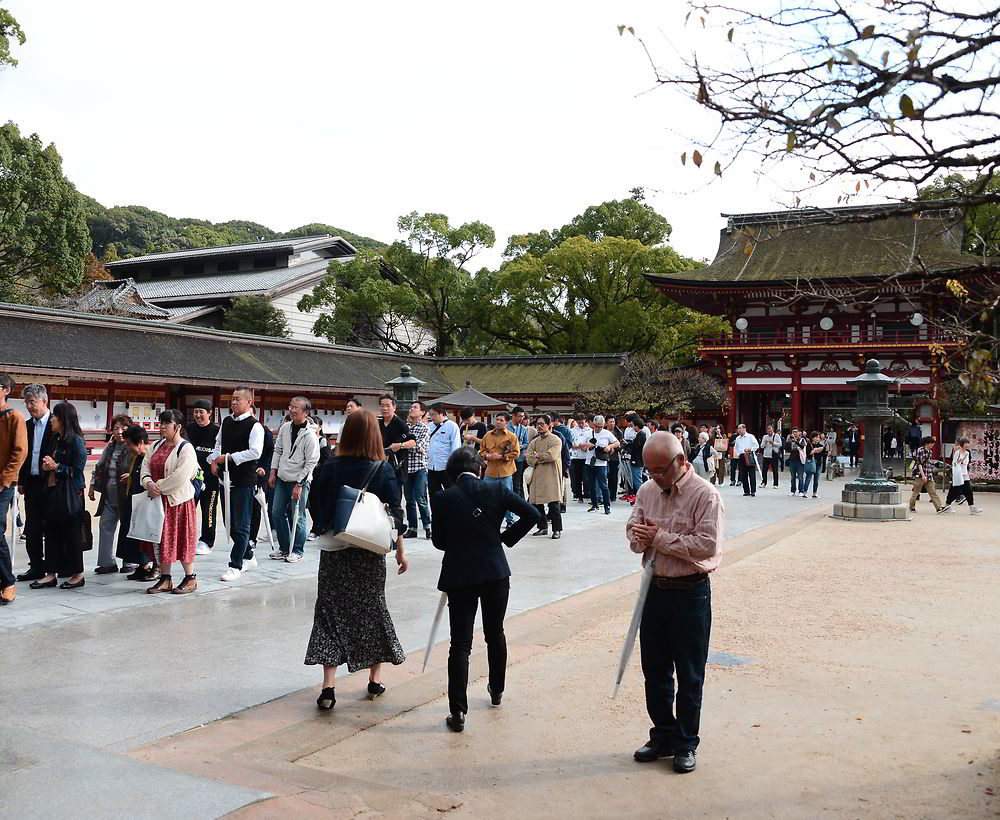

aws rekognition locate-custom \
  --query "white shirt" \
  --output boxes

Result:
[570,425,592,459]
[428,418,461,470]
[761,432,782,458]
[585,429,618,465]
[209,410,264,465]
[623,426,636,442]
[733,433,760,458]
[30,410,50,476]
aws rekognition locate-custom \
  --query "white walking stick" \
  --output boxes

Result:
[222,455,233,550]
[613,560,654,698]
[422,592,448,672]
[254,486,276,550]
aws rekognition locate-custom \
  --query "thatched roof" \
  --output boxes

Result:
[648,204,979,285]
[436,354,626,397]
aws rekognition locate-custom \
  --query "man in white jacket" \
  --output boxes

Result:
[268,396,320,562]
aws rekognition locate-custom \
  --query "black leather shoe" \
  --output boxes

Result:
[551,531,561,540]
[316,687,336,710]
[586,506,599,512]
[60,578,86,590]
[16,570,44,583]
[94,565,118,575]
[367,681,386,699]
[531,528,549,536]
[487,684,502,706]
[29,577,57,589]
[633,743,673,762]
[673,750,696,773]
[446,712,465,732]
[403,529,418,538]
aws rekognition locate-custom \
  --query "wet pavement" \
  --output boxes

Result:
[0,472,850,818]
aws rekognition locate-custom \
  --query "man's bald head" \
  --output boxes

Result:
[643,431,687,490]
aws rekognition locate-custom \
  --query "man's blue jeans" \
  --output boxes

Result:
[404,469,431,531]
[631,465,644,492]
[0,486,15,588]
[273,478,310,556]
[227,485,254,570]
[483,475,514,524]
[789,461,803,494]
[589,464,610,510]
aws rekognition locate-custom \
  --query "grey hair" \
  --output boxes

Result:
[592,414,605,425]
[291,396,312,413]
[22,383,48,402]
[698,431,709,443]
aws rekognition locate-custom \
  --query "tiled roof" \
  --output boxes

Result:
[436,354,625,396]
[133,258,332,301]
[72,279,170,319]
[648,204,979,284]
[106,235,352,267]
[431,381,510,410]
[0,304,453,394]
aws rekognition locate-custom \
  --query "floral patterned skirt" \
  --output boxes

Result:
[159,498,197,564]
[305,548,405,671]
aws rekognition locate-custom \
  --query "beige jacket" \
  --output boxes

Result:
[524,432,563,504]
[140,438,199,506]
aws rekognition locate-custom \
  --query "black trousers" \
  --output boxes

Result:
[447,577,510,715]
[43,510,84,577]
[533,502,562,533]
[428,470,451,501]
[570,459,586,500]
[198,477,219,547]
[21,477,48,573]
[640,577,711,752]
[608,461,620,501]
[512,460,527,498]
[946,481,974,506]
[729,457,739,484]
[762,457,779,486]
[739,461,757,495]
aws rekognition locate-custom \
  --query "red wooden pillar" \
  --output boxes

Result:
[106,380,116,431]
[725,357,737,431]
[790,356,802,429]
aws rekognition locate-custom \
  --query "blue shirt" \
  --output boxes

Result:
[30,411,50,476]
[511,423,531,461]
[427,419,461,471]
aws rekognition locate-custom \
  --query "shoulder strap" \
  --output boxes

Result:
[359,460,383,493]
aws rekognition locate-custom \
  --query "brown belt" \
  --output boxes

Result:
[653,573,708,590]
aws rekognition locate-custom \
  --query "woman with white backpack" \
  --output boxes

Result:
[944,438,983,515]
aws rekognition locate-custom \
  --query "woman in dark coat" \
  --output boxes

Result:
[306,410,409,710]
[32,402,88,590]
[116,425,158,581]
[432,447,540,732]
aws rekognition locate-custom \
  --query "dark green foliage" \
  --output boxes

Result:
[0,8,25,68]
[223,295,291,338]
[0,121,90,302]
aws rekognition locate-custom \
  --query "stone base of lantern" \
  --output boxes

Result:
[832,485,909,521]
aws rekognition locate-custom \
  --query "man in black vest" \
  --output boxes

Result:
[187,399,220,555]
[15,383,54,582]
[209,386,264,582]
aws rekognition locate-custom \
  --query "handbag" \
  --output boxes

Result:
[78,510,94,552]
[713,437,728,452]
[317,461,396,554]
[128,492,166,543]
[523,464,535,486]
[803,459,817,475]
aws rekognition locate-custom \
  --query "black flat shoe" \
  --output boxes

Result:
[94,565,118,575]
[446,712,465,732]
[17,570,44,583]
[487,685,502,706]
[60,578,86,590]
[634,743,673,762]
[367,681,386,699]
[403,529,418,538]
[29,578,58,589]
[316,687,336,710]
[531,529,549,536]
[673,750,696,773]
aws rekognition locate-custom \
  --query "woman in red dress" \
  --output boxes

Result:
[140,410,199,594]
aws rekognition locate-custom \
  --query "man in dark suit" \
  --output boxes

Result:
[16,384,54,582]
[431,447,541,733]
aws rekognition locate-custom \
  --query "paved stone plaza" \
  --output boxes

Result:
[2,474,997,818]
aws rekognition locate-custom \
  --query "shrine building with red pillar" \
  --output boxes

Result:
[647,203,981,442]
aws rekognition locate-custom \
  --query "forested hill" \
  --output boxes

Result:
[82,196,386,260]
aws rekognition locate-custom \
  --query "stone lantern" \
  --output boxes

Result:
[833,359,908,520]
[385,365,425,419]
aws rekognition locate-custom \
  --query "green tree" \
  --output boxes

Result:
[580,354,728,418]
[0,121,90,301]
[298,212,495,355]
[223,295,291,338]
[504,192,671,258]
[0,8,25,68]
[471,235,725,361]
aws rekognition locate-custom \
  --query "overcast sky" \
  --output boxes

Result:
[2,0,873,269]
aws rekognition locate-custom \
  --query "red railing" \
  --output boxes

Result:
[699,327,958,350]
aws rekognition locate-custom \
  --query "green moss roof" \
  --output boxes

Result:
[648,207,979,284]
[437,354,625,396]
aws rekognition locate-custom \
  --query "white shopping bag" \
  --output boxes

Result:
[128,493,165,543]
